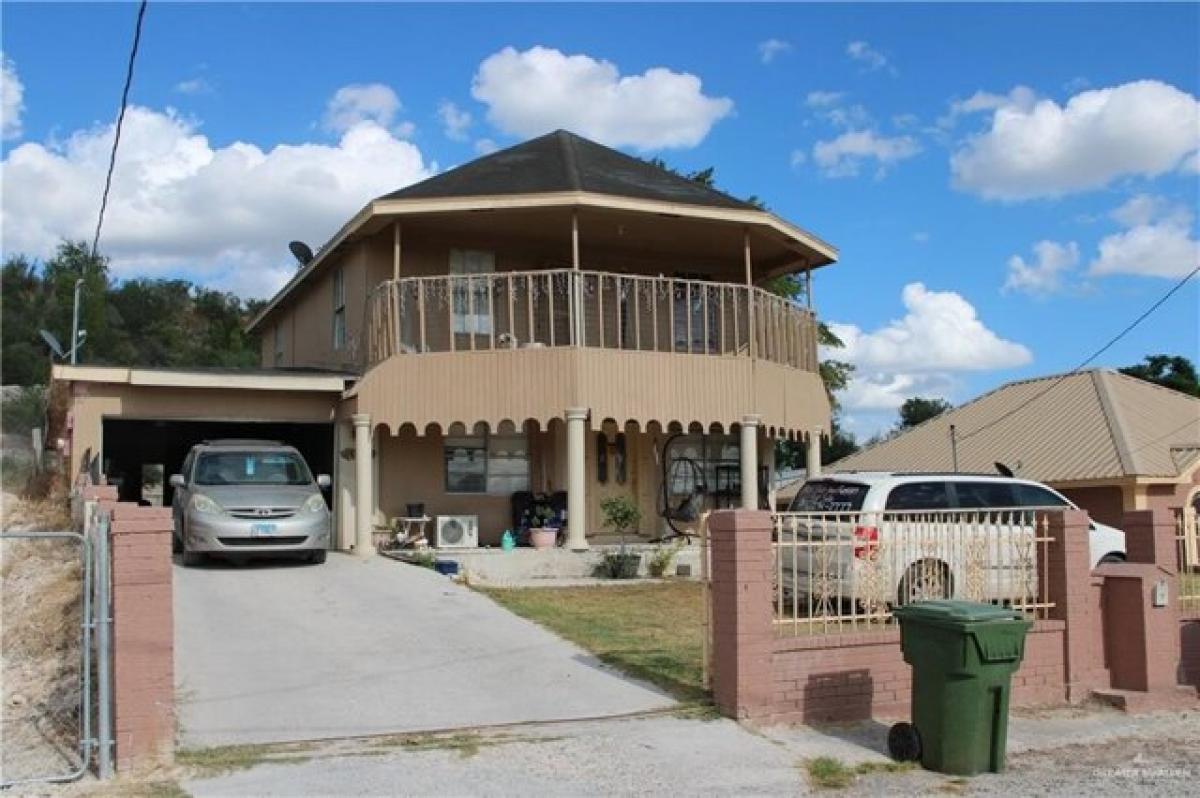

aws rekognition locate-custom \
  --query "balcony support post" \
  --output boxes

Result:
[806,428,822,479]
[392,221,402,281]
[740,414,761,509]
[353,413,376,557]
[743,229,756,359]
[571,210,583,346]
[565,407,589,550]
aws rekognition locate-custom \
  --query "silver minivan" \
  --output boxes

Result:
[170,440,331,565]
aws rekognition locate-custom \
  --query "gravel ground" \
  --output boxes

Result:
[178,705,1200,797]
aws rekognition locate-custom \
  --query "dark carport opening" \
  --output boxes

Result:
[100,418,335,510]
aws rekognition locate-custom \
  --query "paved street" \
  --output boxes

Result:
[174,553,674,747]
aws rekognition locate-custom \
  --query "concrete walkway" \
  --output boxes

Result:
[174,553,674,747]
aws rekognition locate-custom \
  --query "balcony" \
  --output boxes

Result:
[357,268,819,372]
[349,268,829,439]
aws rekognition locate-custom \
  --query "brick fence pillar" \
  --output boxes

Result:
[1122,509,1178,567]
[108,503,175,770]
[1041,509,1107,702]
[709,509,775,721]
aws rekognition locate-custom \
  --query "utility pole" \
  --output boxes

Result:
[70,278,84,364]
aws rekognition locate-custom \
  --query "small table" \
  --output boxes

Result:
[392,516,432,549]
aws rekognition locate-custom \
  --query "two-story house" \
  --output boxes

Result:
[56,130,837,554]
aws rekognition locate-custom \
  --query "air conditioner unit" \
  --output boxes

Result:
[435,515,479,549]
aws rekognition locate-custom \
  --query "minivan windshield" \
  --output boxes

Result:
[789,480,870,512]
[194,451,312,486]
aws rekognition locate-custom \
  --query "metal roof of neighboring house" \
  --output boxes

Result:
[381,130,758,211]
[51,364,353,393]
[832,369,1200,483]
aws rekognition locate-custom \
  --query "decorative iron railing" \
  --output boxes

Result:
[1176,506,1200,613]
[356,269,819,372]
[771,508,1057,636]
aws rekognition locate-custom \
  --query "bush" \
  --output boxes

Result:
[1,385,46,439]
[599,495,641,537]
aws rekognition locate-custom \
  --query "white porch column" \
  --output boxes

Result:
[806,429,822,479]
[353,413,375,557]
[565,407,589,550]
[740,414,761,509]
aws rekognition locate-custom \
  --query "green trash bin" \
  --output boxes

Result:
[888,600,1032,776]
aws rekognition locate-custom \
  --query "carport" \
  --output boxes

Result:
[55,365,351,538]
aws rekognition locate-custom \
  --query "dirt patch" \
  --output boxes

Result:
[1,493,86,784]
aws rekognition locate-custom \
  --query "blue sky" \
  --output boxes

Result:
[2,2,1198,438]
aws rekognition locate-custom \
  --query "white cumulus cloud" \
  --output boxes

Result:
[470,46,733,151]
[812,129,920,178]
[437,101,472,141]
[1004,240,1080,296]
[2,53,25,140]
[758,39,791,64]
[828,284,1030,412]
[1089,200,1199,279]
[322,83,403,134]
[951,80,1200,200]
[1,96,432,299]
[173,77,214,96]
[805,91,845,108]
[846,41,893,73]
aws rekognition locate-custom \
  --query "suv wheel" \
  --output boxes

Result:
[181,547,206,567]
[308,549,327,565]
[898,559,952,605]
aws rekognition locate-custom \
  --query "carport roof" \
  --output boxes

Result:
[52,365,353,392]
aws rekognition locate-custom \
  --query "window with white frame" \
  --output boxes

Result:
[444,432,529,494]
[332,267,346,350]
[449,249,494,335]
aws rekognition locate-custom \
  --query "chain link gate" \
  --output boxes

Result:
[1,517,112,788]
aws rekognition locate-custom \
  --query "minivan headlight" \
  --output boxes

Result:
[190,494,225,515]
[302,494,328,514]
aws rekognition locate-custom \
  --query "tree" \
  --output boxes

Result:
[1119,355,1200,397]
[896,396,953,430]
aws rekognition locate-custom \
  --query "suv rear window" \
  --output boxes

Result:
[885,482,951,511]
[789,480,870,512]
[1013,483,1070,508]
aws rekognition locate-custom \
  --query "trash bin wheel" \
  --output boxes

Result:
[887,722,921,762]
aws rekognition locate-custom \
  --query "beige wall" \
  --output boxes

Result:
[66,381,339,479]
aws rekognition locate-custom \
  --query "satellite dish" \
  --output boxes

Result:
[39,329,65,359]
[994,461,1014,478]
[288,240,315,267]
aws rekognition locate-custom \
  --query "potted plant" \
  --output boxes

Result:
[523,500,559,549]
[598,496,642,578]
[648,539,683,578]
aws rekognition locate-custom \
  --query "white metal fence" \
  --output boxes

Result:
[1177,506,1199,613]
[772,508,1056,636]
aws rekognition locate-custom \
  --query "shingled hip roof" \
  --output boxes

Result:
[379,129,759,211]
[831,369,1200,482]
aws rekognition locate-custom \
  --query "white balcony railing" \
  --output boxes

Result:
[357,269,819,372]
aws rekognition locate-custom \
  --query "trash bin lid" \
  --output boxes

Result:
[894,600,1022,625]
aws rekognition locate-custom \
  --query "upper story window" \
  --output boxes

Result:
[449,249,494,335]
[273,323,285,366]
[332,267,346,350]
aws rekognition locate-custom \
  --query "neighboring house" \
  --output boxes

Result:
[831,369,1200,528]
[55,130,836,550]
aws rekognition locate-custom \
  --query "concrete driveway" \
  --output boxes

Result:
[174,553,675,748]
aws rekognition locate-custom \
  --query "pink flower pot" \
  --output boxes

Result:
[530,527,558,549]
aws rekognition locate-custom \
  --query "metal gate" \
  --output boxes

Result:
[0,516,112,788]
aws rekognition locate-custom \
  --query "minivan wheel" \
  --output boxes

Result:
[898,560,952,605]
[181,548,206,567]
[308,549,327,565]
[172,530,182,554]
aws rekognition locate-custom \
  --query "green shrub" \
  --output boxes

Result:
[599,495,641,537]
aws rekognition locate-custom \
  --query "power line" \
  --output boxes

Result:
[960,263,1200,442]
[91,0,149,260]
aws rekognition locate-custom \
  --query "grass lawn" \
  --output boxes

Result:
[479,582,707,701]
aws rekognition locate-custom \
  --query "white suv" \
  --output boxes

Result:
[780,472,1126,606]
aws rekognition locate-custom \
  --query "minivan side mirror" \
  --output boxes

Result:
[169,474,186,489]
[316,474,332,489]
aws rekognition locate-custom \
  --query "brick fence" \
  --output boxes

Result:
[82,485,175,771]
[710,507,1192,724]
